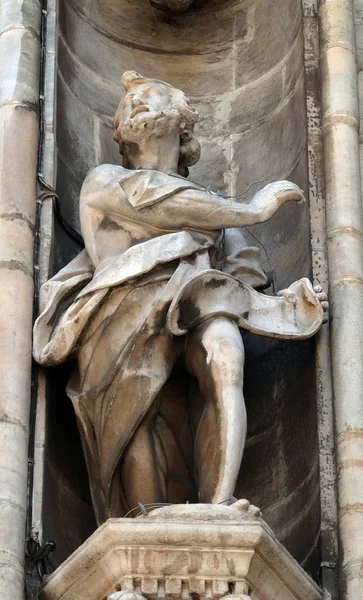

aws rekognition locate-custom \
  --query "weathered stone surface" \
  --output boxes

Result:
[0,0,41,33]
[40,504,322,600]
[0,106,38,221]
[0,28,40,107]
[150,0,194,12]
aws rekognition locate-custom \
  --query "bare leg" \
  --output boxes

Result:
[184,317,247,503]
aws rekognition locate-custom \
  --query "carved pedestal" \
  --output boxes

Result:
[40,504,322,600]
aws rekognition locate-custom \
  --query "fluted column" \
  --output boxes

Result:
[0,0,40,597]
[319,1,363,597]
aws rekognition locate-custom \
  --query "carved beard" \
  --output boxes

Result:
[120,107,182,144]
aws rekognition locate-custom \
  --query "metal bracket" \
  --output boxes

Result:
[25,537,56,600]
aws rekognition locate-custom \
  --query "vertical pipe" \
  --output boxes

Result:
[319,1,363,597]
[0,1,40,598]
[29,0,57,547]
[303,2,339,598]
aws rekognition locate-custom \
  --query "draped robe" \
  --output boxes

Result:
[33,166,323,522]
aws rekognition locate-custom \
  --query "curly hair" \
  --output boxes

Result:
[113,71,201,177]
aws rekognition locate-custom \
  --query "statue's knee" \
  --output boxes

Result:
[201,326,244,374]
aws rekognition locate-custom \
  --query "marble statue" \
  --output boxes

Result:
[33,71,327,525]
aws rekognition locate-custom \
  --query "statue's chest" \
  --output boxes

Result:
[94,213,220,259]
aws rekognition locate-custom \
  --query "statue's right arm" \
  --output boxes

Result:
[156,181,305,230]
[80,166,305,238]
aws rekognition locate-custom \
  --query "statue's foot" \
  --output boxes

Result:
[277,280,329,324]
[233,499,262,517]
[313,284,329,323]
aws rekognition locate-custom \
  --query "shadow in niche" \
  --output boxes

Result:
[42,222,95,567]
[238,331,319,577]
[43,361,96,566]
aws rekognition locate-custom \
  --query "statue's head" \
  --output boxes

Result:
[113,71,200,176]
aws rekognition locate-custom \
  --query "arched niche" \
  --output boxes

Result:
[42,0,319,577]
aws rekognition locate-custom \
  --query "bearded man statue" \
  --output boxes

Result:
[33,71,327,525]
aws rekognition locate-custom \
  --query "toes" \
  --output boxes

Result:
[247,504,261,517]
[234,499,262,517]
[317,292,328,301]
[321,301,329,310]
[234,499,250,512]
[314,284,323,294]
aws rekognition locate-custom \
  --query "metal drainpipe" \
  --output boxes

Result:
[303,2,339,598]
[319,0,363,597]
[0,0,41,598]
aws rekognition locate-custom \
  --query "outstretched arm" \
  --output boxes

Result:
[137,181,305,230]
[81,165,305,233]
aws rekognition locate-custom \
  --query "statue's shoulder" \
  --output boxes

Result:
[82,164,130,188]
[80,164,133,212]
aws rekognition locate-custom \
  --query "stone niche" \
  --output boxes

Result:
[42,0,319,579]
[149,0,195,12]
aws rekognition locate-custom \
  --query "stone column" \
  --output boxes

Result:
[0,1,40,598]
[319,1,363,598]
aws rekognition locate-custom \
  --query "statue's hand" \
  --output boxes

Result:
[251,180,305,222]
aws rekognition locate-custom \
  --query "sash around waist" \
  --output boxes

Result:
[78,230,215,298]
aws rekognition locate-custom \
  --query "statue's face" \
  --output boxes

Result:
[119,82,181,144]
[121,83,172,124]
